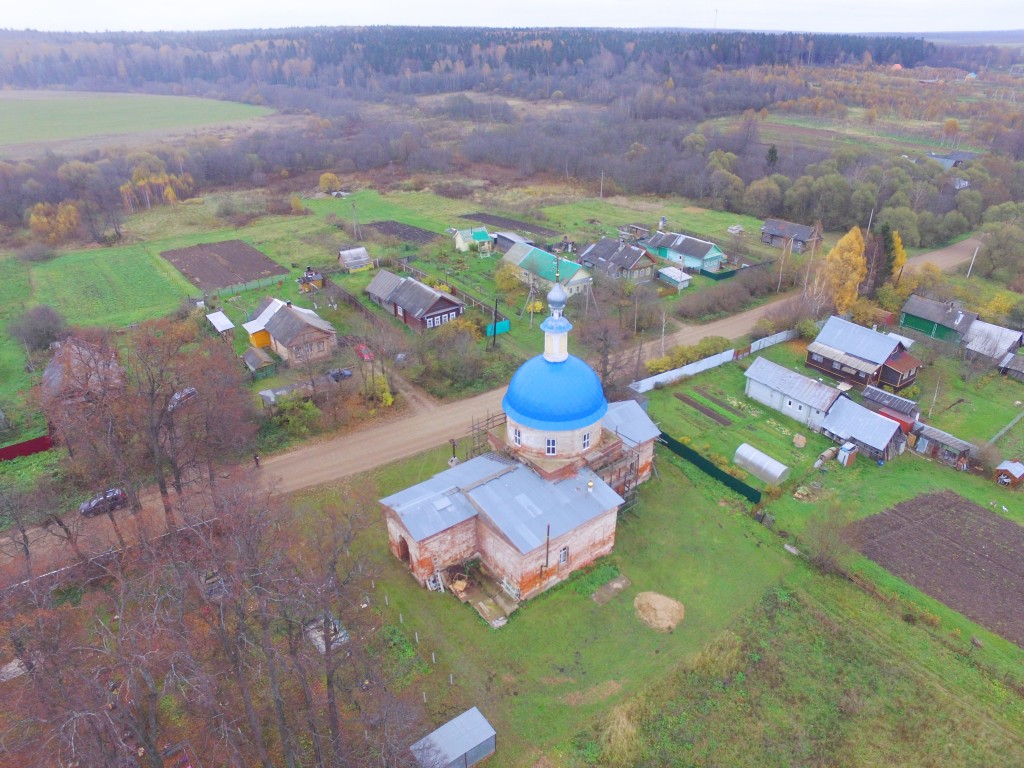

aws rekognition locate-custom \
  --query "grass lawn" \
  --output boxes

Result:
[296,443,794,766]
[0,91,273,148]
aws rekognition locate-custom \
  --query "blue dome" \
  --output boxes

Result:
[503,354,607,431]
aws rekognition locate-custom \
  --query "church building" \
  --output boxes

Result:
[380,280,658,602]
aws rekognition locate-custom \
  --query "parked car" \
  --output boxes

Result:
[167,386,198,412]
[354,343,374,362]
[79,488,129,517]
[328,368,353,382]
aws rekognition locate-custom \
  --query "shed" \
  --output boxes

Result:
[744,356,839,431]
[733,443,790,485]
[912,423,974,469]
[963,320,1022,363]
[411,707,496,768]
[206,310,235,338]
[241,346,277,380]
[820,396,905,461]
[860,385,919,433]
[999,352,1024,382]
[995,460,1024,487]
[656,266,691,291]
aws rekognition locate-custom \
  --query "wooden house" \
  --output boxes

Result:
[899,295,978,344]
[453,227,492,254]
[578,237,658,282]
[820,397,906,462]
[995,460,1024,487]
[501,243,592,296]
[366,270,465,331]
[806,316,922,391]
[744,356,840,431]
[643,232,725,272]
[243,298,336,363]
[759,219,822,253]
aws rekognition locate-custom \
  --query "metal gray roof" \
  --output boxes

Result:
[380,455,515,542]
[760,219,819,242]
[964,320,1022,358]
[861,386,919,416]
[645,232,717,258]
[901,295,978,333]
[242,346,274,371]
[745,356,840,412]
[388,277,464,319]
[206,310,234,333]
[381,454,622,553]
[813,316,900,365]
[913,423,975,454]
[264,305,335,346]
[821,397,901,452]
[996,460,1024,478]
[366,269,405,302]
[579,237,653,273]
[411,707,495,768]
[603,400,660,446]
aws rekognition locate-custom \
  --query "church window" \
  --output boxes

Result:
[546,438,556,456]
[558,546,569,564]
[582,432,590,449]
[513,428,521,446]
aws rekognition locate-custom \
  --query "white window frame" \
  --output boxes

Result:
[426,317,434,329]
[546,438,556,456]
[513,427,521,446]
[558,546,569,565]
[582,432,590,450]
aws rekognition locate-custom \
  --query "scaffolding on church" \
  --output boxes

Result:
[589,442,641,516]
[467,411,508,460]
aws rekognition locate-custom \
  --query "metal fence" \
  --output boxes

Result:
[660,432,761,504]
[210,275,284,298]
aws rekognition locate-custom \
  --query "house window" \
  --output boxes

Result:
[787,399,792,406]
[546,438,556,456]
[305,342,313,354]
[426,317,434,329]
[291,346,300,357]
[811,353,824,363]
[513,428,521,447]
[317,340,325,352]
[832,361,841,370]
[858,371,866,379]
[797,404,803,411]
[396,306,404,318]
[582,432,590,449]
[558,546,569,565]
[450,311,457,321]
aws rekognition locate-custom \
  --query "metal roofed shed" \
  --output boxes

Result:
[205,310,235,335]
[733,443,790,485]
[411,707,496,768]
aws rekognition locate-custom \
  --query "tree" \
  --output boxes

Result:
[825,227,867,314]
[764,144,779,173]
[890,230,907,280]
[319,172,342,193]
[8,305,66,351]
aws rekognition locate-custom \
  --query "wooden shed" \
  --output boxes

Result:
[411,707,495,768]
[995,460,1024,487]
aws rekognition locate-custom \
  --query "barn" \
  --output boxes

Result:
[743,356,839,431]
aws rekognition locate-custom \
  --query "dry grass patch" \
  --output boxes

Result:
[634,591,685,631]
[561,680,622,706]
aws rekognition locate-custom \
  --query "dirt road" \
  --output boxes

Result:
[0,237,981,586]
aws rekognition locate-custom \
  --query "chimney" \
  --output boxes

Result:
[286,301,292,308]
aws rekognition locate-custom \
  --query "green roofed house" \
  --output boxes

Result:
[899,295,978,344]
[643,232,725,273]
[502,242,592,296]
[453,227,492,254]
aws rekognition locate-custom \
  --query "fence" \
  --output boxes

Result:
[210,275,284,298]
[666,224,771,266]
[629,330,797,394]
[0,434,52,463]
[660,432,762,504]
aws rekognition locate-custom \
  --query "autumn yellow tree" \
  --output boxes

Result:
[319,172,341,193]
[890,230,907,280]
[825,226,867,314]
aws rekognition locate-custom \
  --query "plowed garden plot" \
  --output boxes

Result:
[367,220,440,244]
[852,491,1024,646]
[462,212,560,238]
[160,240,287,291]
[696,387,745,417]
[674,393,732,426]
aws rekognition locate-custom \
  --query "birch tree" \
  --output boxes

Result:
[825,226,867,314]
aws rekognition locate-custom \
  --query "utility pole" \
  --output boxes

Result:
[351,202,362,241]
[966,245,980,278]
[600,171,604,199]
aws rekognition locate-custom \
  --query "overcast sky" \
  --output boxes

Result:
[6,0,1024,35]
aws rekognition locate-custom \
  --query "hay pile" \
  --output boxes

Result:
[634,592,685,631]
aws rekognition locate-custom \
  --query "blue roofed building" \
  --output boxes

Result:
[381,279,657,605]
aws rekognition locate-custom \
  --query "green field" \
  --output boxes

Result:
[0,91,273,148]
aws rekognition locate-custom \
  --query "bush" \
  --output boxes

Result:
[9,305,66,351]
[15,243,57,263]
[796,317,821,340]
